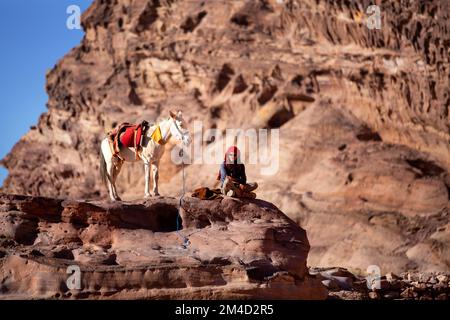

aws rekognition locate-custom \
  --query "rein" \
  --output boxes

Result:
[176,148,190,249]
[171,117,188,143]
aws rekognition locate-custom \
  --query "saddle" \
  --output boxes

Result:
[107,120,150,160]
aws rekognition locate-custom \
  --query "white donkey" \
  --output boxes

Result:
[100,111,191,201]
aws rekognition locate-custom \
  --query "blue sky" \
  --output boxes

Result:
[0,0,92,187]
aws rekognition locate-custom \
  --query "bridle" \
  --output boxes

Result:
[169,117,189,144]
[170,116,190,248]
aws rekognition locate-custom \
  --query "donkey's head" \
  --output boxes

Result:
[169,110,191,146]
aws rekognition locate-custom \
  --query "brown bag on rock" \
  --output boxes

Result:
[191,187,223,200]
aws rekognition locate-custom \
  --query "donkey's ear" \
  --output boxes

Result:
[169,110,176,118]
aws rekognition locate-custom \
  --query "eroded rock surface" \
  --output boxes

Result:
[0,193,327,299]
[1,0,449,274]
[310,267,450,300]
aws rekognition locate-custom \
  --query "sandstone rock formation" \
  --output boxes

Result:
[310,267,450,300]
[1,0,449,274]
[169,102,450,274]
[0,193,327,299]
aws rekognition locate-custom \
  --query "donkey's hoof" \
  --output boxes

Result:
[144,194,152,199]
[154,193,161,197]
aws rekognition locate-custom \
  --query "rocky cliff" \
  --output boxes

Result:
[1,0,449,274]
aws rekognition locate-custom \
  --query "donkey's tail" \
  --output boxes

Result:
[100,146,108,187]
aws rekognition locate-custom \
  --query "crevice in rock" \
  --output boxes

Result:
[245,262,277,281]
[128,81,143,106]
[181,11,207,33]
[135,0,160,33]
[206,257,231,266]
[30,249,44,257]
[193,214,211,229]
[110,202,183,232]
[231,14,251,27]
[233,75,248,94]
[210,105,222,119]
[14,220,39,245]
[356,125,382,142]
[287,93,315,103]
[155,205,183,232]
[103,253,118,265]
[53,248,75,260]
[216,64,235,92]
[345,173,354,185]
[258,84,278,105]
[267,106,295,128]
[406,159,445,178]
[291,75,304,87]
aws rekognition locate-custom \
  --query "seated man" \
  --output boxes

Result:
[218,146,258,198]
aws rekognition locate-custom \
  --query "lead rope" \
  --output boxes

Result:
[176,148,190,249]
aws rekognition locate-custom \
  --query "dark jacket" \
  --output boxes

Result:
[219,162,247,186]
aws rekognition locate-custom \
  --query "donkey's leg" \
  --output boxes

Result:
[105,159,118,201]
[111,159,123,201]
[152,162,160,196]
[101,139,116,201]
[144,162,151,198]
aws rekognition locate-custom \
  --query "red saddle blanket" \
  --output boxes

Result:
[120,125,143,148]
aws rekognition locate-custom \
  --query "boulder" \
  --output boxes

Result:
[0,193,327,299]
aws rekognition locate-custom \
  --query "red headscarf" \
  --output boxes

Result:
[217,146,242,180]
[224,146,241,164]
